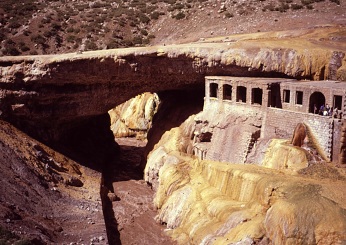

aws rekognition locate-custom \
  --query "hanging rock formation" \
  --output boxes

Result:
[108,92,160,139]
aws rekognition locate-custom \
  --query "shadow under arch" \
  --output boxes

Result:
[309,91,326,114]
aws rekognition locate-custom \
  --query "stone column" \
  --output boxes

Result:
[232,84,237,103]
[339,92,346,164]
[205,80,210,101]
[263,87,270,108]
[247,85,252,105]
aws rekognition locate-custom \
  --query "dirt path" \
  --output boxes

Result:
[102,138,176,245]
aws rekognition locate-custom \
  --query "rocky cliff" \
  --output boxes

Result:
[0,26,345,141]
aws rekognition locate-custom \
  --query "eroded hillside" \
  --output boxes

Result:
[0,0,344,55]
[0,120,107,244]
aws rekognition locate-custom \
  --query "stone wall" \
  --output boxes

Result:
[195,98,263,164]
[204,76,345,162]
[339,92,346,164]
[263,107,334,160]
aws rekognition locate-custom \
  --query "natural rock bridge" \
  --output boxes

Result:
[1,26,346,245]
[0,26,345,141]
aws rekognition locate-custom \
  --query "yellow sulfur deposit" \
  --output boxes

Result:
[145,117,346,244]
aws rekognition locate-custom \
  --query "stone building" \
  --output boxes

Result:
[202,76,346,163]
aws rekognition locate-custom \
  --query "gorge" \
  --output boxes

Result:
[0,25,346,244]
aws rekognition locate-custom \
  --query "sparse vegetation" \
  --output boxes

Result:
[0,226,33,245]
[0,0,342,56]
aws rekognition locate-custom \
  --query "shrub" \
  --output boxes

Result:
[146,5,157,13]
[138,13,150,23]
[142,38,150,45]
[76,4,89,11]
[133,36,143,45]
[150,11,160,19]
[140,29,148,36]
[31,34,46,45]
[69,19,77,24]
[174,3,184,9]
[330,0,340,4]
[43,30,52,37]
[262,3,276,11]
[2,45,20,56]
[291,3,303,9]
[174,12,185,20]
[19,45,30,52]
[85,40,98,50]
[301,0,313,5]
[23,30,30,36]
[123,39,133,47]
[66,35,76,43]
[0,226,19,241]
[106,40,119,49]
[277,3,289,12]
[41,18,51,24]
[18,42,30,52]
[51,23,61,30]
[8,21,21,29]
[163,0,176,4]
[74,28,81,34]
[224,12,234,18]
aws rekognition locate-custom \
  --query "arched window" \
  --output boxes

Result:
[236,86,247,103]
[210,83,218,98]
[309,91,325,114]
[252,88,263,105]
[223,84,232,100]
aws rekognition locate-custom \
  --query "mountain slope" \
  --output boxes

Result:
[0,0,344,55]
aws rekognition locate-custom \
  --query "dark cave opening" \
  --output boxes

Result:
[43,85,205,244]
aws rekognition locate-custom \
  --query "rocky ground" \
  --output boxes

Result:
[150,0,346,45]
[0,120,174,244]
[0,120,107,244]
[107,137,176,245]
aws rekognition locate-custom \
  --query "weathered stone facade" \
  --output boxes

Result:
[202,76,346,163]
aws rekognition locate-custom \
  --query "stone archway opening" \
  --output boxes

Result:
[103,87,205,244]
[309,91,325,114]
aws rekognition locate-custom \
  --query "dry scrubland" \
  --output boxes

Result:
[0,0,343,55]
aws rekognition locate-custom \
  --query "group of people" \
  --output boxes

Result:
[314,104,341,118]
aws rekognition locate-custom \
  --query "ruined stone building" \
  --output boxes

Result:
[197,76,346,163]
